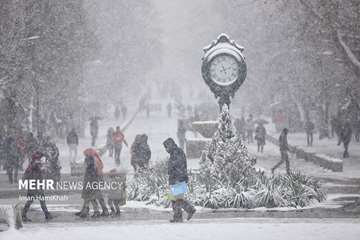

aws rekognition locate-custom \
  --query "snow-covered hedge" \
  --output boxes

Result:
[128,106,326,209]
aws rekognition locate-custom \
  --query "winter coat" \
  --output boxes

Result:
[66,131,79,145]
[26,135,38,156]
[341,124,352,145]
[255,125,266,145]
[106,128,114,147]
[112,130,126,147]
[279,132,289,152]
[130,134,151,168]
[166,141,188,185]
[81,155,103,200]
[89,119,99,137]
[246,119,255,131]
[23,162,45,198]
[304,121,315,134]
[234,118,245,135]
[84,148,103,176]
[4,137,21,169]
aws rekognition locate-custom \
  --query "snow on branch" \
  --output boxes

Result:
[337,30,360,70]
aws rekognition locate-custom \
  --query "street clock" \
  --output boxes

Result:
[201,33,247,108]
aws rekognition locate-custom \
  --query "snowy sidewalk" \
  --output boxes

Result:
[3,218,360,240]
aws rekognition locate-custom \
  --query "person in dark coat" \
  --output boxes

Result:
[114,106,120,120]
[255,123,266,153]
[339,121,352,158]
[22,151,53,222]
[4,136,21,184]
[130,134,151,171]
[304,120,315,147]
[25,132,38,161]
[271,128,290,174]
[245,114,255,143]
[77,149,109,218]
[106,127,115,158]
[167,102,172,118]
[89,117,99,146]
[66,128,79,163]
[163,138,195,223]
[121,104,127,120]
[42,136,61,182]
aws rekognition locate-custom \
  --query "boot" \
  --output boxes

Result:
[45,212,53,220]
[110,206,116,216]
[91,210,101,218]
[101,209,110,217]
[115,206,121,216]
[186,208,196,221]
[169,217,183,223]
[75,206,89,216]
[22,214,32,222]
[79,211,89,218]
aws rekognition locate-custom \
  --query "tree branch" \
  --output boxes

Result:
[337,30,360,70]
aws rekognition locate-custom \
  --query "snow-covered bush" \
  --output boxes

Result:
[127,105,326,209]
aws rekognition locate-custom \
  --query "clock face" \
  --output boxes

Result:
[209,54,239,86]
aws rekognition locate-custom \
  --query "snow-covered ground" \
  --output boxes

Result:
[2,218,360,240]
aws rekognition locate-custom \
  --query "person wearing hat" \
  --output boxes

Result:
[163,138,195,223]
[22,151,53,222]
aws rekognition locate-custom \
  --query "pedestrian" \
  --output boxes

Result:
[163,138,196,223]
[246,114,255,143]
[271,128,290,174]
[112,126,128,166]
[106,127,115,158]
[66,128,79,163]
[354,118,360,142]
[330,115,340,139]
[177,120,187,150]
[89,116,99,147]
[22,151,53,222]
[234,116,246,141]
[304,119,315,146]
[339,121,352,158]
[255,123,266,153]
[114,106,120,120]
[42,136,61,182]
[121,104,127,120]
[130,134,151,171]
[25,132,38,162]
[167,102,172,118]
[4,136,21,184]
[106,169,126,216]
[77,148,109,218]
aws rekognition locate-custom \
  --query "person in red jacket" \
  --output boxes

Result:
[112,126,128,166]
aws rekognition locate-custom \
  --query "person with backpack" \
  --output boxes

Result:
[112,126,128,166]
